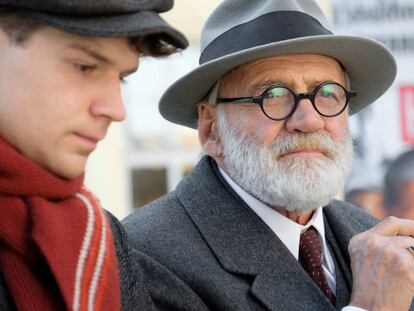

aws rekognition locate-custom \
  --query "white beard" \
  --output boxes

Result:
[217,108,353,213]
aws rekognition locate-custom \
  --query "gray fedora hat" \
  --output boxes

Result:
[0,0,188,50]
[159,0,397,129]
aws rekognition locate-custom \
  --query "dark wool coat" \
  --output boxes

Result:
[123,156,381,311]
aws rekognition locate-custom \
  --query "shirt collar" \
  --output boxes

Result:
[218,166,328,260]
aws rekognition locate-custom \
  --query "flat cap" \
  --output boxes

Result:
[0,0,188,50]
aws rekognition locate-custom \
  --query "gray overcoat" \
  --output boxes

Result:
[123,156,379,310]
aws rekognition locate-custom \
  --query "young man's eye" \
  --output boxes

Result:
[74,63,96,73]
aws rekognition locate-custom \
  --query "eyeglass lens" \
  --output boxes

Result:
[262,83,347,119]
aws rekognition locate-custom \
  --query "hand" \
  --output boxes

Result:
[348,216,414,311]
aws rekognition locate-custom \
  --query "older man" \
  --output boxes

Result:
[124,0,414,310]
[0,1,192,310]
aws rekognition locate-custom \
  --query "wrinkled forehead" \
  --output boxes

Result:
[225,53,344,80]
[217,53,347,97]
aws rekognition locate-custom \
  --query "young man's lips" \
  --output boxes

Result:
[73,133,102,149]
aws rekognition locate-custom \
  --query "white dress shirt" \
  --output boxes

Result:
[218,167,366,311]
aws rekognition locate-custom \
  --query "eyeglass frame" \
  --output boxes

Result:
[216,81,357,121]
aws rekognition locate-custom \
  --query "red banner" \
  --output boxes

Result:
[400,85,414,145]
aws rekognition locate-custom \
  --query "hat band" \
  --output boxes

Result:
[200,11,332,65]
[0,5,13,12]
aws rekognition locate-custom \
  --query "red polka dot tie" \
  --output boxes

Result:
[299,226,335,304]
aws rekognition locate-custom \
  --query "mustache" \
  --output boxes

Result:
[270,131,346,159]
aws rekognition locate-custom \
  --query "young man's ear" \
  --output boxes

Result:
[197,102,223,159]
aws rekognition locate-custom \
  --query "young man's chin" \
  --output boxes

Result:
[45,154,88,180]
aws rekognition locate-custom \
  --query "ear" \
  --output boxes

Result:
[198,102,223,159]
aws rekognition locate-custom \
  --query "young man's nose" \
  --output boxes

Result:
[90,78,126,122]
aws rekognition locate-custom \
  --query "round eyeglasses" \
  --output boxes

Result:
[216,82,357,121]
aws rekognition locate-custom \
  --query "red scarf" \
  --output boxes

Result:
[0,137,121,311]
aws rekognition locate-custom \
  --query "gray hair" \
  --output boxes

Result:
[384,148,414,207]
[207,80,221,104]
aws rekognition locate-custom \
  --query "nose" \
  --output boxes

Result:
[90,78,126,122]
[285,98,324,133]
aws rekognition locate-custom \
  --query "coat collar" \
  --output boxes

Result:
[176,156,273,276]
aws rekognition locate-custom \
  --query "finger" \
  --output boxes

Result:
[381,235,414,249]
[407,246,414,258]
[366,216,414,237]
[362,236,414,267]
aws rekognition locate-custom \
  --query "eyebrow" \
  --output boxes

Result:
[255,79,341,91]
[67,43,113,64]
[255,80,285,88]
[250,80,285,94]
[66,43,138,76]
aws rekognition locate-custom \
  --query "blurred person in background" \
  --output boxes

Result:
[345,165,385,219]
[0,0,189,310]
[345,188,385,219]
[383,148,414,219]
[124,0,414,310]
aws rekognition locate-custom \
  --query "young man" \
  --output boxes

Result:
[0,1,187,310]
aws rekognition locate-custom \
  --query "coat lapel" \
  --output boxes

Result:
[250,240,335,310]
[176,157,335,310]
[324,212,352,310]
[323,202,379,309]
[176,156,272,276]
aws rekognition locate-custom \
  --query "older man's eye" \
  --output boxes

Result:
[319,85,336,97]
[265,87,288,99]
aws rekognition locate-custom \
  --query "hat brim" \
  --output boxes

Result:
[21,9,188,50]
[159,35,397,129]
